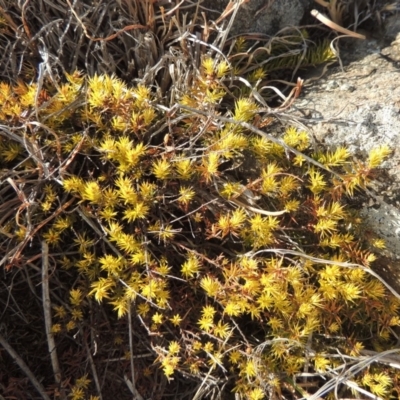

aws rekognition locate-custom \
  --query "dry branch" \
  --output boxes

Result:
[42,241,64,397]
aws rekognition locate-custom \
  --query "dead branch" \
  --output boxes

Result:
[126,304,144,400]
[42,240,65,398]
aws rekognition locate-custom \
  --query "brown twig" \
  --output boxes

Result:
[84,338,104,400]
[215,0,249,25]
[21,0,33,42]
[126,304,144,400]
[2,197,76,269]
[0,6,20,34]
[178,104,343,180]
[42,241,66,398]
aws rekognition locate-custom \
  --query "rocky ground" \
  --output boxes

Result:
[205,0,400,262]
[196,0,400,289]
[289,14,400,289]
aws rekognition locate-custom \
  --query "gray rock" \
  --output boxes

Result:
[200,0,313,37]
[288,24,400,287]
[196,0,400,282]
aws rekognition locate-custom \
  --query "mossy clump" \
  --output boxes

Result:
[1,59,399,399]
[0,1,399,399]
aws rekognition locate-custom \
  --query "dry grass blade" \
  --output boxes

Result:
[311,9,366,39]
[248,248,400,300]
[65,0,148,42]
[314,0,345,25]
[178,104,341,177]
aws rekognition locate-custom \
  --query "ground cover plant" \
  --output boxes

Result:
[1,0,400,399]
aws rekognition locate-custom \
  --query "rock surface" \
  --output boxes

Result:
[294,30,400,247]
[288,16,400,288]
[200,0,313,36]
[199,0,400,285]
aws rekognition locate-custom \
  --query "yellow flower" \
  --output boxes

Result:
[198,316,214,332]
[175,159,194,180]
[200,275,220,297]
[152,312,163,325]
[89,278,114,303]
[152,158,171,180]
[229,350,242,365]
[181,254,201,278]
[168,341,180,355]
[213,320,231,339]
[244,359,257,378]
[82,181,103,203]
[110,298,129,319]
[51,324,62,334]
[248,388,265,400]
[137,302,150,316]
[169,314,182,327]
[178,186,195,206]
[201,305,216,319]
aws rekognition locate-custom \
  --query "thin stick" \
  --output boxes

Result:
[178,104,343,180]
[126,304,144,400]
[42,241,64,393]
[0,332,51,400]
[229,197,288,216]
[248,248,400,300]
[84,339,104,400]
[0,198,76,269]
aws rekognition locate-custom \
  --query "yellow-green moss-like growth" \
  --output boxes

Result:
[0,55,399,400]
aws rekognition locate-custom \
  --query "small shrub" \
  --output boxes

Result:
[0,1,398,399]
